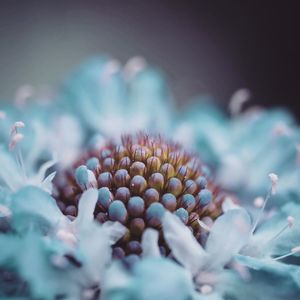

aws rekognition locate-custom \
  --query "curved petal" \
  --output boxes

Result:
[205,209,251,269]
[131,258,194,300]
[78,221,112,282]
[102,221,127,245]
[40,171,56,194]
[141,228,160,258]
[162,212,207,276]
[235,255,300,300]
[36,154,57,184]
[73,188,98,230]
[10,185,64,232]
[221,197,241,212]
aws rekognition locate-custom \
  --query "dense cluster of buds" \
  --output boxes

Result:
[55,134,224,258]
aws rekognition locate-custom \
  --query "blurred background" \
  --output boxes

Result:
[0,1,299,114]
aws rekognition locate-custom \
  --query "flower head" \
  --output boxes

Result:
[55,133,225,258]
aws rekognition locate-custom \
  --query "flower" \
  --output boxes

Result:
[54,133,225,258]
[1,56,300,299]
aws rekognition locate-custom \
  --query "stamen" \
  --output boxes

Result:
[10,121,25,136]
[6,121,29,187]
[251,173,279,234]
[269,173,279,195]
[9,133,24,150]
[273,246,300,261]
[268,216,294,243]
[9,131,27,179]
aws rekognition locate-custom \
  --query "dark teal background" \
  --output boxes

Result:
[0,1,299,114]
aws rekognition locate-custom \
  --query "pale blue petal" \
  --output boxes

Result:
[178,100,228,164]
[162,211,207,275]
[73,188,98,230]
[77,220,112,282]
[205,209,252,269]
[10,186,64,233]
[59,57,174,138]
[104,258,194,300]
[141,228,160,258]
[128,67,173,134]
[40,171,56,194]
[0,232,84,300]
[235,255,300,299]
[131,258,194,300]
[60,57,128,134]
[102,221,127,246]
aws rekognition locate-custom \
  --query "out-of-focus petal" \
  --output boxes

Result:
[0,150,24,191]
[104,258,194,300]
[10,186,65,232]
[235,255,300,300]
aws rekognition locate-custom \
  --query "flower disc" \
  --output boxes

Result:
[54,133,224,258]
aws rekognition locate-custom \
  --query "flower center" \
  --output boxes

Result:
[55,133,224,258]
